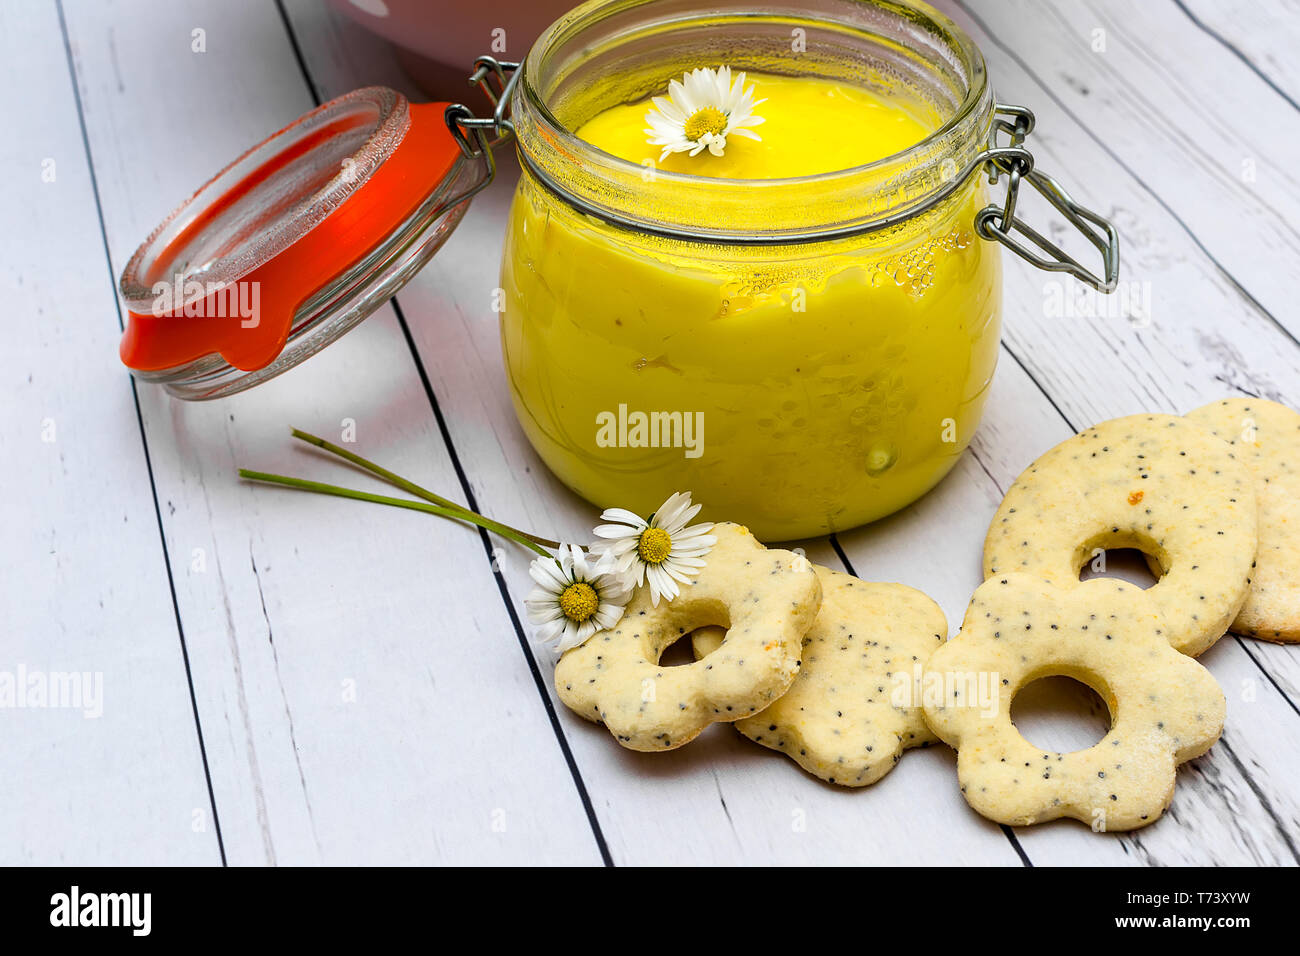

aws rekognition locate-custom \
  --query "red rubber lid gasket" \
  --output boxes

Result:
[120,101,457,373]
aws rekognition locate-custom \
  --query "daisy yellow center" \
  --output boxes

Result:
[683,106,727,142]
[558,581,599,623]
[637,527,673,565]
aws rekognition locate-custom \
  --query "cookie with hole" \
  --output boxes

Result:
[923,573,1225,831]
[983,413,1257,657]
[554,522,820,752]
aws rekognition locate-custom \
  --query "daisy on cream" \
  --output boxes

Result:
[644,66,765,160]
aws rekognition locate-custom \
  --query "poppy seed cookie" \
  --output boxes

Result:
[555,523,821,751]
[924,574,1225,831]
[692,565,946,787]
[983,414,1256,656]
[1186,398,1300,643]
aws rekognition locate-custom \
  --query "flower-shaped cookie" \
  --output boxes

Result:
[555,523,820,751]
[692,565,946,786]
[924,574,1225,831]
[984,414,1257,656]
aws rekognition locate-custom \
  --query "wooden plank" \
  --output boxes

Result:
[280,0,1025,865]
[0,0,219,865]
[952,0,1300,342]
[918,0,1300,863]
[60,0,602,865]
[1179,0,1300,107]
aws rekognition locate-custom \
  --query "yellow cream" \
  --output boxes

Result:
[577,73,935,178]
[500,72,1002,540]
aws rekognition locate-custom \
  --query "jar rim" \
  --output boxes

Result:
[515,0,994,242]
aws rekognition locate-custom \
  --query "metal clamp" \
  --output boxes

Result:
[446,56,519,153]
[974,104,1120,292]
[441,57,520,205]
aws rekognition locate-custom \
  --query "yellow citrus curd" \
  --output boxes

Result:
[578,73,937,178]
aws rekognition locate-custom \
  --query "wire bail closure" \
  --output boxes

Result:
[442,57,520,206]
[974,104,1120,292]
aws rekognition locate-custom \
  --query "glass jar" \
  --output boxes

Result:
[500,0,1031,540]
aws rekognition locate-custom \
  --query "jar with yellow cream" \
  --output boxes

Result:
[498,0,1117,540]
[115,0,1116,541]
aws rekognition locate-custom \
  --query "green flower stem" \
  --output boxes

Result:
[289,427,561,550]
[238,469,551,557]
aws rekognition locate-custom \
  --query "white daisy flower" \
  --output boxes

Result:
[525,544,630,653]
[644,66,766,161]
[592,492,716,606]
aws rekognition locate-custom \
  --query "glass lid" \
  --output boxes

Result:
[118,82,492,400]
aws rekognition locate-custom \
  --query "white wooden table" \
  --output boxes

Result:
[6,0,1300,866]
